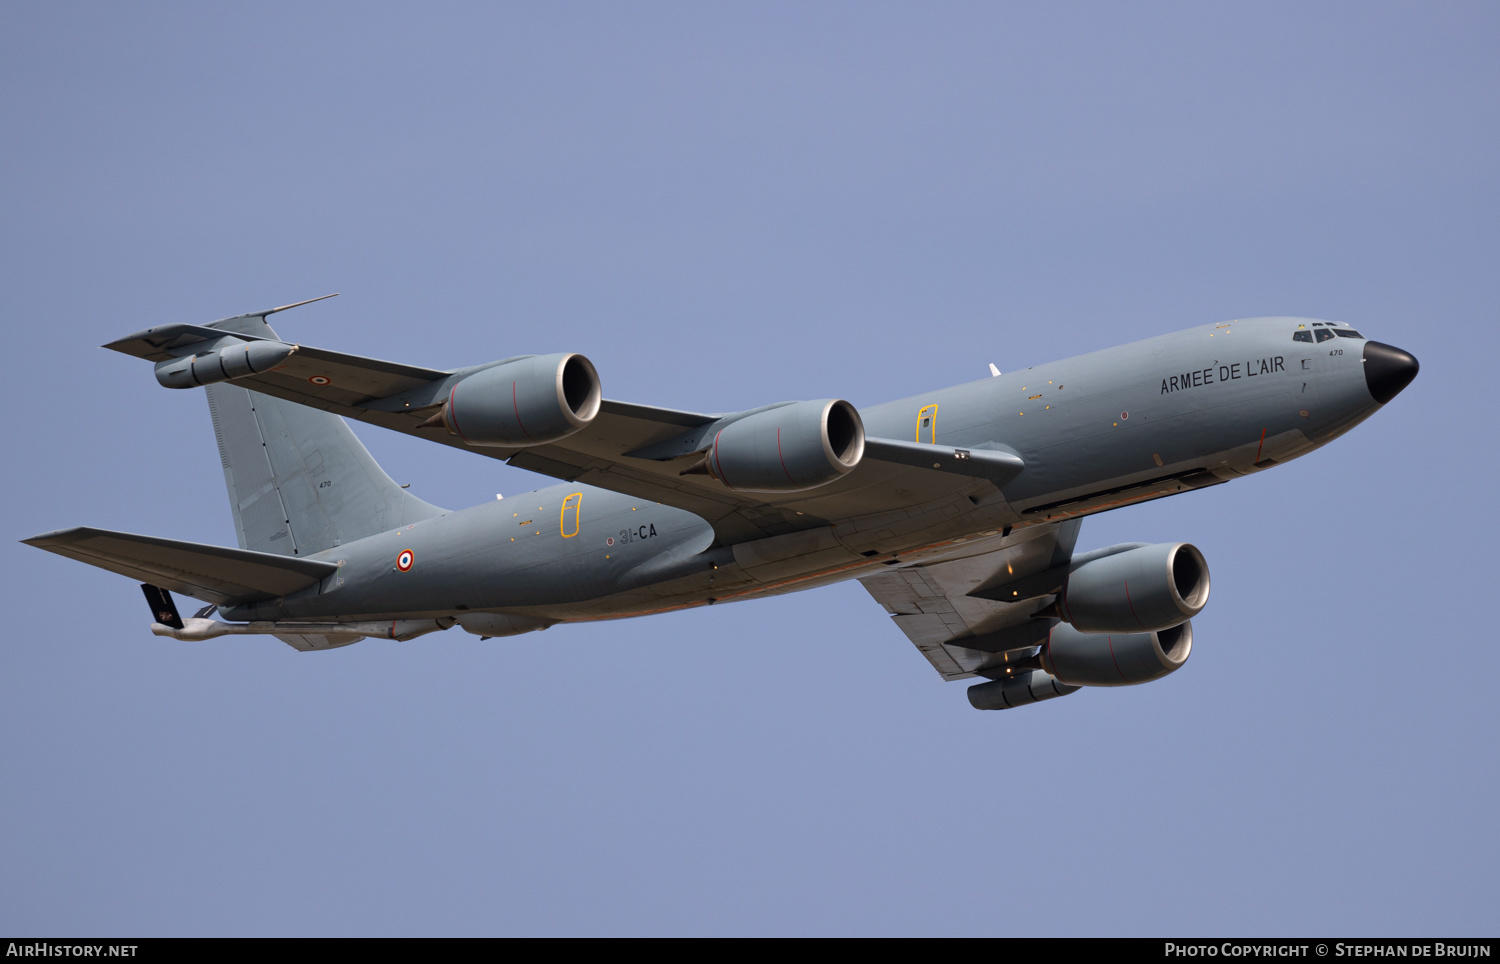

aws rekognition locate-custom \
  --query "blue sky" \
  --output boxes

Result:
[2,2,1496,935]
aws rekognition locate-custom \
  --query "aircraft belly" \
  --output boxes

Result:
[424,502,1029,623]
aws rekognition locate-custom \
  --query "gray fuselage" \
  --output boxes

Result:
[223,317,1389,627]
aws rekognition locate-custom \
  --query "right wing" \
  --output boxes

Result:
[859,519,1081,680]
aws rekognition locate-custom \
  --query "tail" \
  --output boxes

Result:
[202,313,445,557]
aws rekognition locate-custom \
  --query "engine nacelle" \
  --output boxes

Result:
[154,338,297,389]
[1039,620,1193,687]
[696,399,865,493]
[968,669,1079,710]
[1059,542,1209,633]
[432,353,601,446]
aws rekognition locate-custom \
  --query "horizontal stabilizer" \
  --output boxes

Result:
[22,527,338,605]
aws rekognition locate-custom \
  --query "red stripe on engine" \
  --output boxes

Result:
[513,381,536,443]
[1044,626,1066,685]
[448,385,470,443]
[1107,635,1128,682]
[1124,580,1147,630]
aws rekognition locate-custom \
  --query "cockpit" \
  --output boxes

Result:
[1292,322,1364,344]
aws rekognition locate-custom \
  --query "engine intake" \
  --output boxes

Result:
[1059,542,1209,633]
[1039,620,1193,687]
[690,399,865,493]
[428,353,601,446]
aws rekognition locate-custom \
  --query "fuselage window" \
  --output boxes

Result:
[1293,330,1313,343]
[1333,328,1364,339]
[1314,329,1336,343]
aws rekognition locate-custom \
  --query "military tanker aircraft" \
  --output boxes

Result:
[24,297,1418,710]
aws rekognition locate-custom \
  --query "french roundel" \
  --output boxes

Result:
[396,549,414,572]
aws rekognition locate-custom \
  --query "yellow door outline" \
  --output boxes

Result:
[560,492,583,538]
[916,404,939,444]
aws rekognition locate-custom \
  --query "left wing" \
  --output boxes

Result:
[859,519,1081,680]
[106,309,1017,544]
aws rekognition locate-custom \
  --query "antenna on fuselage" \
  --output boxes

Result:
[989,363,1001,377]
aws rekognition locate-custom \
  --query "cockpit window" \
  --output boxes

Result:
[1333,328,1364,339]
[1314,329,1336,343]
[1293,330,1313,343]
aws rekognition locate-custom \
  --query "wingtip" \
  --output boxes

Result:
[20,526,87,546]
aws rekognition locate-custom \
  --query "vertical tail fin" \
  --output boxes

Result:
[201,314,445,557]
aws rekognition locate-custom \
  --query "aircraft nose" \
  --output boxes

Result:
[1363,341,1419,404]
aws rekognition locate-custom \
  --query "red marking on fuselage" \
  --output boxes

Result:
[1255,427,1267,463]
[776,428,795,486]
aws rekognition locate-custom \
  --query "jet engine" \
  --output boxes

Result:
[687,399,865,493]
[425,353,602,446]
[1058,542,1209,633]
[1039,620,1193,687]
[154,338,297,389]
